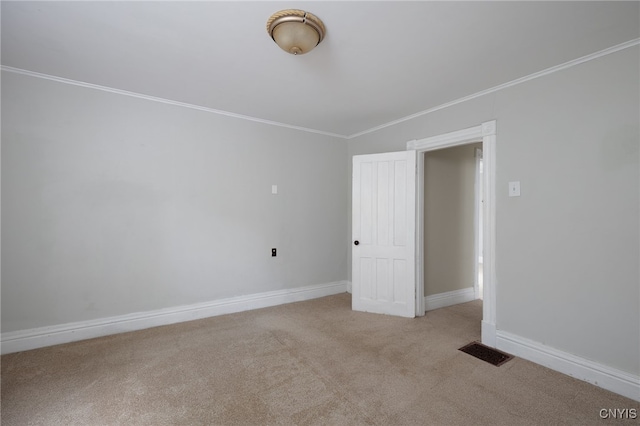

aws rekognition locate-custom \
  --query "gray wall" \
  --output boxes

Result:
[424,143,481,297]
[349,47,639,376]
[1,71,348,332]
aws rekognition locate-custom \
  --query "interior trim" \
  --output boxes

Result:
[0,281,348,355]
[0,65,346,140]
[347,38,639,139]
[2,38,637,140]
[407,120,497,350]
[497,330,640,402]
[424,287,476,312]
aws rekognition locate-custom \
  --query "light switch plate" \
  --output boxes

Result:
[509,181,521,197]
[272,184,278,194]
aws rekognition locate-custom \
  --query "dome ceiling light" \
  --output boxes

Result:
[266,9,325,55]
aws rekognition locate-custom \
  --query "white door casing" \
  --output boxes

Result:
[408,120,497,347]
[352,151,417,318]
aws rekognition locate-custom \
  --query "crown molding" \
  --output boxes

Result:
[346,38,640,139]
[3,38,638,141]
[0,65,347,140]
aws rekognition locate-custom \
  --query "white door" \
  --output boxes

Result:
[352,150,416,317]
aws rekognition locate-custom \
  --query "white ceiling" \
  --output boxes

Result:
[2,1,639,138]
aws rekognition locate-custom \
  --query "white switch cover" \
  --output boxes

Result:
[509,181,521,197]
[271,184,278,194]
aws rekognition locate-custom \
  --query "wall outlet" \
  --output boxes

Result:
[271,248,277,257]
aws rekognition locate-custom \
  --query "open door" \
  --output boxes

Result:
[352,150,416,318]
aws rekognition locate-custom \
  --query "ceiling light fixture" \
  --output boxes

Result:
[266,9,325,55]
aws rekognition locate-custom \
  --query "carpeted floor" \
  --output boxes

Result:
[1,293,638,425]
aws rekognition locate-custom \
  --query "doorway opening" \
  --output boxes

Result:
[475,147,484,301]
[422,143,483,311]
[408,120,497,347]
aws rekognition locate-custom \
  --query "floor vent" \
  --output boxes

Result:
[459,341,514,366]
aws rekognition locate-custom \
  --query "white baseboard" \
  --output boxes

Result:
[424,287,476,311]
[497,330,640,402]
[346,281,352,294]
[0,280,348,355]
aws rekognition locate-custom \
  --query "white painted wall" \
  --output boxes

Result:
[1,71,348,333]
[348,47,640,376]
[424,143,481,297]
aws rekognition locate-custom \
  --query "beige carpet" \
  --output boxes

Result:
[2,294,638,425]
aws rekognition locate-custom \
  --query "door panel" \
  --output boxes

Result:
[352,151,416,318]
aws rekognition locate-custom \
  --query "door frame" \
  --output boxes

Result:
[407,120,497,347]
